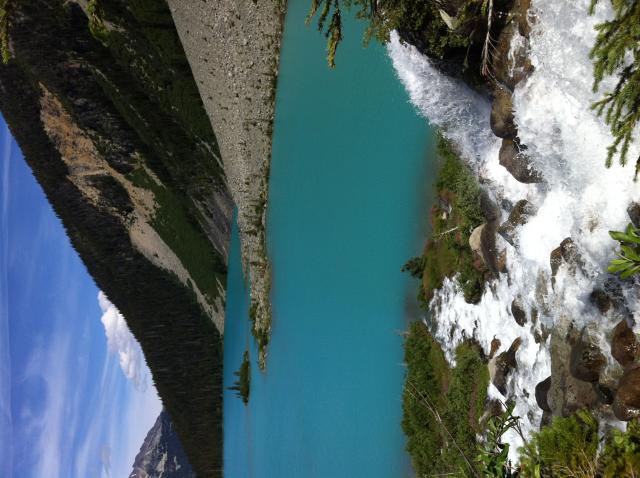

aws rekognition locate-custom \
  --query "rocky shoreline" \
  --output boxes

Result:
[167,0,287,368]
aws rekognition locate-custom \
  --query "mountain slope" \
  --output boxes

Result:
[0,1,230,476]
[129,410,196,478]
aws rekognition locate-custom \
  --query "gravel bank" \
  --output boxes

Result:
[167,0,286,367]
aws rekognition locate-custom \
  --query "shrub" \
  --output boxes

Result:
[519,410,599,478]
[608,223,640,279]
[600,419,640,478]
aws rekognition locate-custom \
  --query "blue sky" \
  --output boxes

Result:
[0,118,162,477]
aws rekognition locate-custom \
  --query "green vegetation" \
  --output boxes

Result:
[520,410,599,478]
[600,419,640,477]
[477,403,523,477]
[0,2,229,475]
[589,0,640,178]
[0,0,9,64]
[229,351,251,405]
[87,0,109,44]
[128,166,225,308]
[608,223,640,279]
[402,320,489,477]
[402,134,486,305]
[479,408,640,477]
[306,0,483,68]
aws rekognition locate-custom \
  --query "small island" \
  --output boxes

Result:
[229,351,251,405]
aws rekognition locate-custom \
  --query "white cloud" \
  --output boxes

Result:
[98,292,150,391]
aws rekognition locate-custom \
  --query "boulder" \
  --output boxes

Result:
[590,288,613,314]
[594,383,615,405]
[469,223,498,272]
[511,298,527,326]
[491,337,522,396]
[489,336,502,359]
[548,318,599,416]
[499,138,543,183]
[613,367,640,421]
[490,87,517,139]
[611,320,639,368]
[550,237,584,280]
[535,376,552,412]
[570,326,606,383]
[498,199,537,246]
[627,202,640,228]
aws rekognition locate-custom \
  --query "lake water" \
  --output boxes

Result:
[223,2,436,477]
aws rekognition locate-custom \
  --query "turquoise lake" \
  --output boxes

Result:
[223,2,436,477]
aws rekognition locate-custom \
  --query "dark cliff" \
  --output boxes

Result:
[0,1,232,476]
[129,409,196,478]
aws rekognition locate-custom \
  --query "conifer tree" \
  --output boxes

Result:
[590,0,640,178]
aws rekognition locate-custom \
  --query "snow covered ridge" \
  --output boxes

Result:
[388,0,640,458]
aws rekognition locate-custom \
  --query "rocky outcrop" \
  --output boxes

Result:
[613,367,640,421]
[498,199,536,246]
[130,410,196,478]
[0,2,227,476]
[166,0,286,368]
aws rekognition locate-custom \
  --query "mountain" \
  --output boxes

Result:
[129,410,196,478]
[0,1,232,475]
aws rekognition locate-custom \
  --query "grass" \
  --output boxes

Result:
[403,133,487,305]
[402,320,489,477]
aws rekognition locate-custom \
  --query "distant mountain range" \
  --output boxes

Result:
[129,410,196,478]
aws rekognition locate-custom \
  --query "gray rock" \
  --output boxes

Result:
[499,138,543,183]
[490,87,517,139]
[627,202,640,228]
[498,199,537,246]
[548,318,599,416]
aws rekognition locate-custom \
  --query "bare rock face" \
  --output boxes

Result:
[499,138,543,183]
[535,376,552,412]
[491,337,522,396]
[129,410,196,478]
[570,326,606,383]
[613,367,640,421]
[611,320,639,368]
[498,199,537,246]
[490,87,517,139]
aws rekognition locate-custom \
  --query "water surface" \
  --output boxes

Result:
[224,2,435,477]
